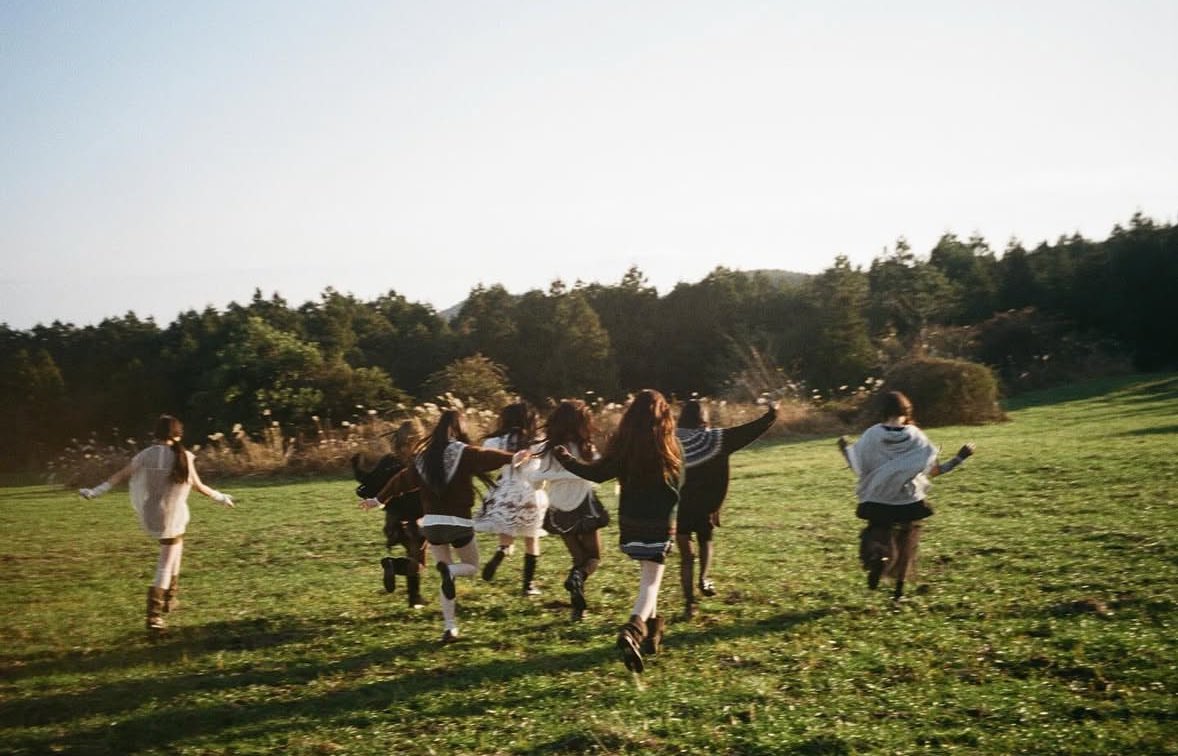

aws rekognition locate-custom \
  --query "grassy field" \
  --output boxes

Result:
[1,375,1175,754]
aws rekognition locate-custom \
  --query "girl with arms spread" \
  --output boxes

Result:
[839,391,975,600]
[675,399,778,618]
[79,414,235,633]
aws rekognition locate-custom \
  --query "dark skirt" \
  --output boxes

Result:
[422,523,475,548]
[856,500,933,524]
[857,500,931,581]
[543,491,609,535]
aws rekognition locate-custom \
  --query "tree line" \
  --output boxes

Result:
[2,213,1175,471]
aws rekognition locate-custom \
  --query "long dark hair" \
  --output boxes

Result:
[607,389,680,486]
[538,400,596,463]
[677,399,709,429]
[485,401,536,453]
[418,409,472,492]
[154,414,190,484]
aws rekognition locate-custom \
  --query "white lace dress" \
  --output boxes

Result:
[129,444,194,539]
[472,437,548,537]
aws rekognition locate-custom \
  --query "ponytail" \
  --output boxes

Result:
[154,414,190,484]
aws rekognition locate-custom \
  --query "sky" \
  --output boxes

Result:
[2,0,1176,330]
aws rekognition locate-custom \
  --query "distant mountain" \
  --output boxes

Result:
[434,268,812,322]
[741,269,813,287]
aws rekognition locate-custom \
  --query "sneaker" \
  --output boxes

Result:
[381,557,397,593]
[699,578,716,597]
[441,628,460,644]
[437,561,456,600]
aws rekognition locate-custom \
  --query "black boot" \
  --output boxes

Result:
[565,567,587,620]
[406,573,425,608]
[482,546,507,581]
[522,553,541,596]
[382,556,411,593]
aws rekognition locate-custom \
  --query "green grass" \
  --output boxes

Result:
[2,374,1176,754]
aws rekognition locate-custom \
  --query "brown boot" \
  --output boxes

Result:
[642,615,666,655]
[162,575,179,613]
[146,587,167,632]
[616,615,647,672]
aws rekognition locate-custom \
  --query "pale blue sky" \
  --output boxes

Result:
[2,0,1176,329]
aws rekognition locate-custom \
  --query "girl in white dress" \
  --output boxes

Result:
[474,402,548,596]
[79,415,234,632]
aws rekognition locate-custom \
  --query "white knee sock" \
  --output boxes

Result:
[630,560,665,620]
[153,543,183,588]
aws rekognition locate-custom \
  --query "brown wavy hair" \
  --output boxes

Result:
[538,399,596,464]
[607,389,680,486]
[154,414,190,484]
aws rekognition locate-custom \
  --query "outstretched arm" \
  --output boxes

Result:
[192,465,235,507]
[78,459,135,499]
[930,443,975,478]
[720,403,779,454]
[837,436,852,468]
[554,446,619,483]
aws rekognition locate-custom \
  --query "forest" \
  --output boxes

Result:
[1,213,1175,472]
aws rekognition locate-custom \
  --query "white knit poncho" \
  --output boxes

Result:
[846,424,939,505]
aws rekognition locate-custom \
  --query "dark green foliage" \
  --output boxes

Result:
[879,357,1005,426]
[1,215,1176,471]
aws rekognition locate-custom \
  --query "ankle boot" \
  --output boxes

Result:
[642,615,666,655]
[146,587,167,632]
[565,567,586,618]
[522,553,541,596]
[162,575,179,614]
[616,614,647,672]
[383,556,411,593]
[482,546,507,581]
[406,573,425,608]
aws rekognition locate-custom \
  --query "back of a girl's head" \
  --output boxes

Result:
[879,391,915,423]
[544,399,594,451]
[677,399,708,429]
[154,414,189,483]
[620,389,670,430]
[154,414,183,442]
[611,389,678,482]
[433,409,467,443]
[496,402,534,433]
[392,419,423,457]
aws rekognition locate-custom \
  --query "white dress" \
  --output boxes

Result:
[472,436,548,537]
[129,444,194,539]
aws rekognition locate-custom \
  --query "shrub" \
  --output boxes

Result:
[876,357,1005,426]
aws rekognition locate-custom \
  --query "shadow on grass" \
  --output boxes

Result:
[1121,424,1178,436]
[1000,373,1175,412]
[1,609,829,753]
[0,615,343,683]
